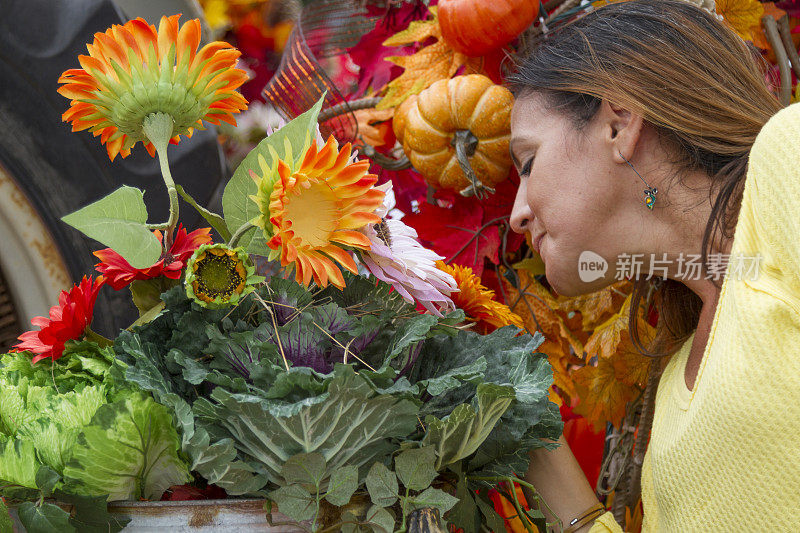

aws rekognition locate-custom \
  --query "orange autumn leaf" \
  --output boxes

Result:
[556,280,630,331]
[584,294,632,360]
[353,107,395,147]
[625,497,644,533]
[749,2,788,52]
[613,337,654,388]
[505,274,584,360]
[715,0,765,41]
[584,292,656,362]
[572,354,638,432]
[378,6,484,109]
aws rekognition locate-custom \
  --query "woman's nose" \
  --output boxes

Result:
[510,180,531,234]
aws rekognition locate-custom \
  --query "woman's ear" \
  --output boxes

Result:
[597,100,645,163]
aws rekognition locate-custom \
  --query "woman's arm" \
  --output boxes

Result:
[522,434,606,533]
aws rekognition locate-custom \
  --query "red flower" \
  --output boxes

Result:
[13,276,104,363]
[94,225,212,290]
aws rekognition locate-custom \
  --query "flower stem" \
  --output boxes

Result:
[228,221,255,248]
[142,112,179,249]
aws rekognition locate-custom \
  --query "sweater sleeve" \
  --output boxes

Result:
[588,511,624,533]
[740,102,800,292]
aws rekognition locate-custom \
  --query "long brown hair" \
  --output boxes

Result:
[507,0,781,357]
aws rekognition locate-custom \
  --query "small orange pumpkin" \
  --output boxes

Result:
[393,74,514,194]
[438,0,540,57]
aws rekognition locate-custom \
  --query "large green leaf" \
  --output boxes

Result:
[175,184,232,241]
[53,492,129,533]
[0,438,39,490]
[18,385,108,472]
[406,487,459,514]
[467,400,563,479]
[394,447,437,491]
[62,392,191,501]
[61,186,161,269]
[192,366,419,492]
[268,484,315,523]
[17,502,75,533]
[324,465,358,506]
[422,383,515,469]
[365,462,399,507]
[222,97,324,255]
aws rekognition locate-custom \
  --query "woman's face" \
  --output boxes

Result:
[509,92,653,296]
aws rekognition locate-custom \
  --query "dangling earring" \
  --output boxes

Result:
[619,151,658,210]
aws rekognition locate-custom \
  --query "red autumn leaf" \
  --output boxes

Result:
[426,176,524,264]
[375,167,427,215]
[348,2,431,96]
[403,198,500,276]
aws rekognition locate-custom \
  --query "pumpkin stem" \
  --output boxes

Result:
[452,129,494,199]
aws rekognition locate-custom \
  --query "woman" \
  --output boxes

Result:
[507,0,800,531]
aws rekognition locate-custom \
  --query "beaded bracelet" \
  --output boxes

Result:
[563,502,606,533]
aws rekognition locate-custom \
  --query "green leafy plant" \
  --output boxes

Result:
[0,344,190,531]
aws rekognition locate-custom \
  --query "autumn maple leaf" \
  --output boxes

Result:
[348,2,430,96]
[556,280,631,331]
[377,6,487,109]
[583,292,656,363]
[748,2,788,52]
[402,197,501,276]
[583,294,633,360]
[716,0,765,41]
[571,355,638,432]
[353,107,395,148]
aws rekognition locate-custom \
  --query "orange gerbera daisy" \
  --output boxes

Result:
[257,137,384,289]
[437,261,524,334]
[57,15,248,161]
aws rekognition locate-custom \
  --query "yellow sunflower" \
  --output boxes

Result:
[256,137,385,289]
[437,261,524,334]
[57,15,248,161]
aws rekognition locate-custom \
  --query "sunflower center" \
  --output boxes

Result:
[193,250,245,300]
[283,178,340,248]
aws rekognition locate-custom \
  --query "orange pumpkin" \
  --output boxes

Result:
[393,74,513,194]
[438,0,540,56]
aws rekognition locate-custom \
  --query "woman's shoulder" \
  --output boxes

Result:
[749,101,800,169]
[738,102,800,294]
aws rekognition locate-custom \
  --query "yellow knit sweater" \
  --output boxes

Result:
[590,101,800,532]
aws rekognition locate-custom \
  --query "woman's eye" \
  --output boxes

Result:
[521,158,533,177]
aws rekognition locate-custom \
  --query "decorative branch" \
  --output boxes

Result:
[360,144,412,170]
[623,358,663,513]
[777,15,800,80]
[762,15,793,106]
[317,97,383,123]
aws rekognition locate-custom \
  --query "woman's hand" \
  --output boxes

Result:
[522,434,604,533]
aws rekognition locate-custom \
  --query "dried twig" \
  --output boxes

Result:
[777,15,800,80]
[252,292,291,371]
[317,96,382,123]
[762,15,793,106]
[623,358,664,513]
[311,321,377,371]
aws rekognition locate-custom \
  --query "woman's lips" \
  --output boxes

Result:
[533,232,545,255]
